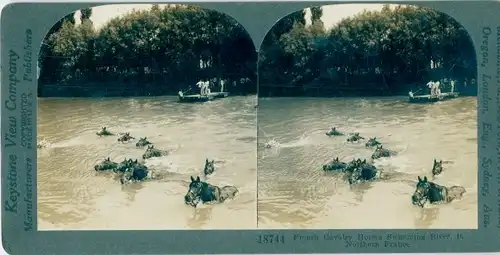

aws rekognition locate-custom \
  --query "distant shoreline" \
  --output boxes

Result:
[37,93,257,99]
[37,82,256,98]
[257,91,477,98]
[37,94,257,99]
[257,95,478,99]
[257,83,477,98]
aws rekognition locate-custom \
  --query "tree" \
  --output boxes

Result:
[38,12,76,84]
[80,8,92,22]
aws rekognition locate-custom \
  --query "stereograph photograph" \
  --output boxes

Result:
[257,4,478,229]
[36,4,257,230]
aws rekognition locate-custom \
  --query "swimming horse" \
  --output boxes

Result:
[431,159,443,176]
[203,159,216,176]
[184,176,238,208]
[411,176,466,208]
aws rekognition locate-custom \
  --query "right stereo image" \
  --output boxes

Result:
[256,3,478,230]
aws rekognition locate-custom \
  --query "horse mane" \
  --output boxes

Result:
[428,181,444,190]
[425,181,447,198]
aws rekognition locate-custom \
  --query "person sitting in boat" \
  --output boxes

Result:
[408,90,414,98]
[178,90,184,97]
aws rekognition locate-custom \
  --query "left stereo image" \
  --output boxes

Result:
[36,4,258,230]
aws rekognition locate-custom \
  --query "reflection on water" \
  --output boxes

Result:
[257,97,477,229]
[37,96,257,230]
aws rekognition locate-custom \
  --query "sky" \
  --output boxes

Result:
[74,3,395,31]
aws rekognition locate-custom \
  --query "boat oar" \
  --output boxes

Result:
[258,125,269,138]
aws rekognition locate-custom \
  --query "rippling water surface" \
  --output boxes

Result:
[257,97,477,229]
[38,96,257,230]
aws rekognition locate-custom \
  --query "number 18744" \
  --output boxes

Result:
[257,234,285,244]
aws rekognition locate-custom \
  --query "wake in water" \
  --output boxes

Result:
[260,126,315,150]
[263,135,313,149]
[37,139,52,149]
[264,139,281,148]
[280,136,312,148]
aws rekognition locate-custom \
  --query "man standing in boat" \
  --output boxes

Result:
[426,80,435,96]
[204,80,211,95]
[426,80,441,97]
[196,79,205,96]
[434,80,441,97]
[220,79,225,92]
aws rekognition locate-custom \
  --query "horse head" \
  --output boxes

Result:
[412,176,431,207]
[432,159,443,175]
[185,176,204,207]
[204,159,215,175]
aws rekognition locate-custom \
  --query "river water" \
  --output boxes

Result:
[37,96,257,230]
[257,97,477,229]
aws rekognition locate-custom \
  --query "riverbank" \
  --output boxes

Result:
[258,82,477,98]
[37,81,256,98]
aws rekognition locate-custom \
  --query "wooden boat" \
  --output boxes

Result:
[178,92,229,103]
[408,91,459,103]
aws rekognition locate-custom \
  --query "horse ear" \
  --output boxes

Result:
[206,158,209,163]
[335,157,338,161]
[196,176,200,182]
[418,176,422,182]
[440,160,442,164]
[190,176,195,182]
[434,159,437,163]
[423,176,428,182]
[212,160,215,163]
